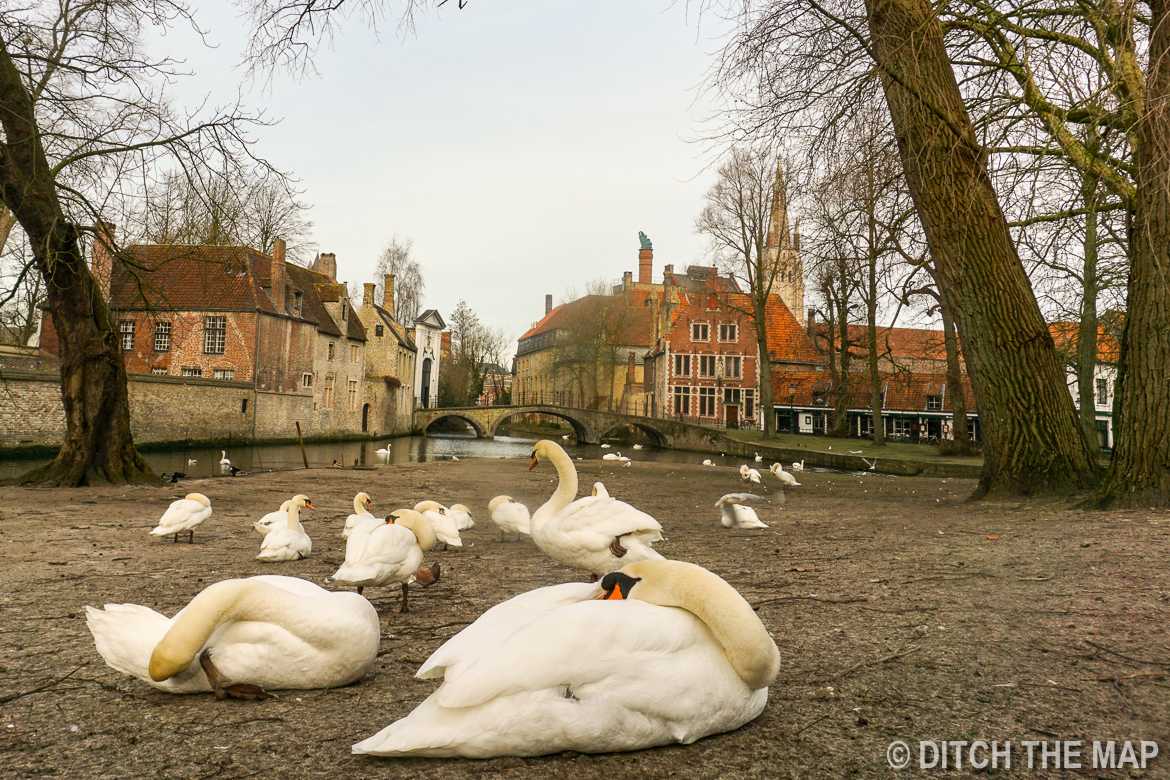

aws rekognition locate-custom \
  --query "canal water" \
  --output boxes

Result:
[0,432,750,482]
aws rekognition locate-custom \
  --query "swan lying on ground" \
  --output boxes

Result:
[257,495,313,561]
[87,575,379,700]
[150,494,212,543]
[351,559,780,758]
[528,440,663,578]
[253,499,291,536]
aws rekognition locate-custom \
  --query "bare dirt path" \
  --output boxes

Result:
[1,456,1167,779]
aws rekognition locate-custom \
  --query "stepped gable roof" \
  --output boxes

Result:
[109,245,276,313]
[771,369,977,413]
[683,287,818,364]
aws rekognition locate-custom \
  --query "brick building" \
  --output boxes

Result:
[357,276,418,434]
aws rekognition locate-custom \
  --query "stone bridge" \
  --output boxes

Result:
[413,404,726,449]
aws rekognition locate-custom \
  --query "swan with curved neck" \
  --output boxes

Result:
[352,559,778,758]
[150,493,212,543]
[528,440,663,577]
[88,575,379,699]
[333,509,440,612]
[342,491,377,538]
[257,494,314,561]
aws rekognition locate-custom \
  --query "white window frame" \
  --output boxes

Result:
[698,386,717,416]
[725,355,742,379]
[213,368,235,381]
[181,366,202,378]
[153,322,170,352]
[672,386,691,415]
[119,320,135,352]
[204,316,226,355]
[719,323,737,342]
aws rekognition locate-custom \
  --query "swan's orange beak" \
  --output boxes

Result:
[365,500,372,510]
[304,500,315,510]
[528,453,538,470]
[603,588,624,601]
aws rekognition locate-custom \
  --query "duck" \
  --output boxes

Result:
[487,496,531,542]
[739,465,762,484]
[715,493,769,528]
[351,559,781,758]
[342,492,377,538]
[219,451,231,467]
[448,504,475,530]
[528,440,664,579]
[257,494,314,561]
[602,451,622,461]
[770,463,801,487]
[86,574,379,700]
[149,493,212,543]
[253,499,292,536]
[332,460,343,468]
[333,509,441,612]
[414,501,463,549]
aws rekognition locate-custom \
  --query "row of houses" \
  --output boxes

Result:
[26,226,447,445]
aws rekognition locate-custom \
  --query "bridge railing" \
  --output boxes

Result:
[503,391,760,431]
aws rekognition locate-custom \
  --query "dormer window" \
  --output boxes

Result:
[293,290,303,315]
[341,300,347,321]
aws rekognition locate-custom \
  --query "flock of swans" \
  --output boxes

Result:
[87,439,792,759]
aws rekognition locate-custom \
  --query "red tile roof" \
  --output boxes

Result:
[1048,321,1121,364]
[110,245,276,313]
[518,295,655,347]
[772,369,977,413]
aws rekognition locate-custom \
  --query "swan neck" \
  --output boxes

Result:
[286,502,304,534]
[533,446,578,527]
[398,513,437,551]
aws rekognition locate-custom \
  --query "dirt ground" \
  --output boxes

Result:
[2,455,1168,779]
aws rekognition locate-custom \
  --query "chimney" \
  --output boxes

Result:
[91,222,116,298]
[661,266,674,335]
[622,270,633,290]
[362,282,376,307]
[313,252,337,281]
[383,274,395,315]
[269,238,287,314]
[545,294,553,315]
[639,247,653,283]
[807,307,816,334]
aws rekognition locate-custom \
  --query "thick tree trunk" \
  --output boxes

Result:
[0,40,158,487]
[830,286,851,437]
[865,0,1101,496]
[1092,0,1170,508]
[753,297,776,437]
[939,295,970,452]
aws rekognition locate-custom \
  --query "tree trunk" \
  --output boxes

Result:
[753,296,777,437]
[0,40,158,487]
[1077,167,1101,452]
[1092,0,1170,508]
[866,299,885,446]
[830,280,851,437]
[865,0,1101,496]
[939,294,970,453]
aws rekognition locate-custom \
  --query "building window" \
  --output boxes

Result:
[1095,377,1108,404]
[213,368,235,381]
[341,300,347,321]
[204,316,226,354]
[119,321,135,351]
[673,354,691,377]
[153,322,171,352]
[698,355,717,378]
[672,386,691,415]
[293,290,303,315]
[724,388,741,405]
[181,367,202,377]
[348,380,358,409]
[323,376,334,407]
[926,394,942,411]
[302,373,313,388]
[375,324,384,337]
[888,417,911,437]
[151,367,167,375]
[240,398,248,413]
[328,342,335,360]
[725,356,742,379]
[719,323,737,342]
[350,344,359,363]
[745,390,755,419]
[692,323,709,342]
[698,386,717,416]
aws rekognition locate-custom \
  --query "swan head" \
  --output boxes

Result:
[290,494,314,510]
[738,464,749,476]
[184,493,211,508]
[529,439,564,470]
[488,495,512,513]
[591,482,609,498]
[450,503,471,515]
[413,500,446,515]
[389,509,438,551]
[355,492,372,512]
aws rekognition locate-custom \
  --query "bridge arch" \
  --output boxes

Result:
[597,420,669,448]
[419,412,490,439]
[488,407,596,444]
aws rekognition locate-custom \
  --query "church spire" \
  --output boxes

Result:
[766,157,790,249]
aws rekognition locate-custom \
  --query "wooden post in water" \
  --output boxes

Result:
[295,422,310,469]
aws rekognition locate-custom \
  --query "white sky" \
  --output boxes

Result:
[163,1,740,351]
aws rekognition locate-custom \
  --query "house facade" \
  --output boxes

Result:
[413,309,446,409]
[357,276,418,434]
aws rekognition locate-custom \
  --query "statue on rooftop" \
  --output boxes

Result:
[638,231,652,250]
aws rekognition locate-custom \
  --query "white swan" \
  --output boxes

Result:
[352,559,780,758]
[591,482,609,498]
[602,451,622,461]
[792,460,805,471]
[528,440,664,578]
[449,503,475,530]
[333,509,441,612]
[414,501,463,548]
[87,574,379,699]
[342,492,377,538]
[150,493,212,543]
[488,496,531,542]
[253,499,292,536]
[769,463,801,487]
[715,494,769,529]
[600,443,611,449]
[375,446,391,456]
[633,444,643,450]
[219,450,231,466]
[257,494,314,561]
[739,465,762,484]
[754,452,762,462]
[702,459,715,466]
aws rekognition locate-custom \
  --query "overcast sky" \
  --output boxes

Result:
[165,1,741,351]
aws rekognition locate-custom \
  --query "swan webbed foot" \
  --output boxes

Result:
[609,535,628,558]
[356,586,365,596]
[199,649,277,701]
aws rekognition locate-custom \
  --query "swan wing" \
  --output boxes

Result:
[552,497,662,539]
[151,499,211,535]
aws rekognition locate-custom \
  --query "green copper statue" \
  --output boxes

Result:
[638,231,653,250]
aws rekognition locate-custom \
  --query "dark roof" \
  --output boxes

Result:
[518,295,654,347]
[372,305,418,352]
[109,245,276,313]
[416,309,446,329]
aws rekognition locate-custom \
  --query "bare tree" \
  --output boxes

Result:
[552,284,640,411]
[439,299,509,407]
[695,145,795,437]
[374,236,425,324]
[0,2,279,486]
